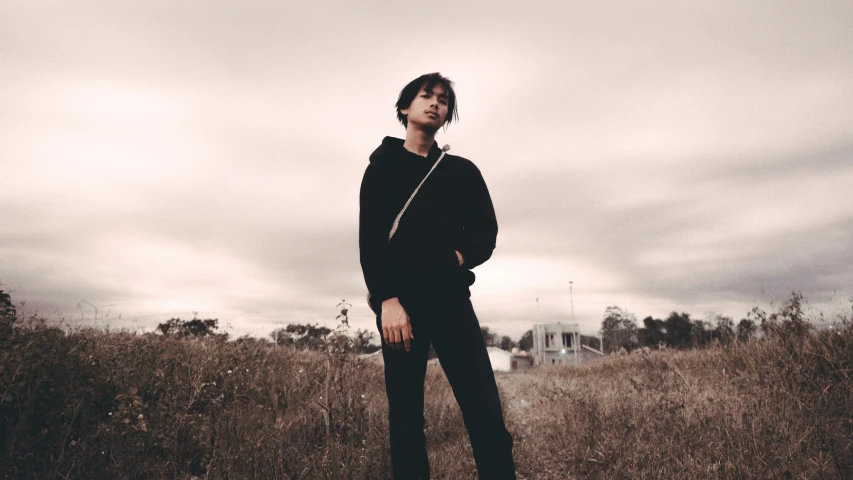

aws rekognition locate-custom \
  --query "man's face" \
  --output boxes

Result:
[401,85,449,131]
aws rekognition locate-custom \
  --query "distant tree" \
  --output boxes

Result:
[480,325,499,347]
[499,335,515,351]
[737,318,757,342]
[664,312,693,348]
[156,316,222,338]
[581,334,601,351]
[638,316,666,347]
[713,315,736,344]
[270,323,377,354]
[691,320,713,347]
[0,290,15,320]
[600,306,638,353]
[353,328,380,354]
[235,334,271,346]
[517,329,533,352]
[272,323,333,350]
[748,304,772,336]
[0,290,15,343]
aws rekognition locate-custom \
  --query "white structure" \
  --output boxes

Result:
[532,322,582,366]
[487,346,513,372]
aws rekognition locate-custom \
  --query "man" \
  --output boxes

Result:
[359,72,516,479]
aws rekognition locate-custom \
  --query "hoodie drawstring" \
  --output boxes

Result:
[387,144,450,243]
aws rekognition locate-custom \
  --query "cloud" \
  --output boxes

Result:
[2,0,852,341]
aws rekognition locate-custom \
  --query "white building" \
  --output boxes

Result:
[532,322,603,366]
[487,346,513,371]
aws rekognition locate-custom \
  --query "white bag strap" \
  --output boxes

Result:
[387,144,450,243]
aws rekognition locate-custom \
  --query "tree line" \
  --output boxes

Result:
[599,291,811,354]
[152,302,383,355]
[11,288,810,358]
[0,288,585,357]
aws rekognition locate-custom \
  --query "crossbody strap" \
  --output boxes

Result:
[387,144,450,243]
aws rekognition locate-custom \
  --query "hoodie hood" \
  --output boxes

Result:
[369,136,443,164]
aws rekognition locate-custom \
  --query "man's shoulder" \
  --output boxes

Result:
[363,157,393,177]
[445,153,481,174]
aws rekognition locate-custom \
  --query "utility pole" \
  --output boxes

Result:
[535,297,541,366]
[570,281,578,365]
[569,281,574,321]
[536,297,539,323]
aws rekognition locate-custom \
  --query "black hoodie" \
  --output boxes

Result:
[359,136,498,312]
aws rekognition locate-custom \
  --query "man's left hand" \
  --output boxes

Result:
[455,250,464,266]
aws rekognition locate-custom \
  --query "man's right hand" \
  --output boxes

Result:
[381,297,413,353]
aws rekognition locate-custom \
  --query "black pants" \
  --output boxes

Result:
[375,294,516,480]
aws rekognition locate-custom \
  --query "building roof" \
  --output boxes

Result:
[486,346,512,356]
[487,346,531,358]
[534,322,582,332]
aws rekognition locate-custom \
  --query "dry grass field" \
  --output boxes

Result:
[1,311,851,479]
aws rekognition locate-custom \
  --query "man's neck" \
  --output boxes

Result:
[402,126,436,157]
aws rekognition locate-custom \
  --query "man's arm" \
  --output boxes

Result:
[457,163,498,269]
[359,163,398,305]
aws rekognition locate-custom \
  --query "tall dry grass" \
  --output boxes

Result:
[507,326,853,478]
[1,311,851,479]
[0,319,475,479]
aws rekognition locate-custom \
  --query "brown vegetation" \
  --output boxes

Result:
[1,300,851,479]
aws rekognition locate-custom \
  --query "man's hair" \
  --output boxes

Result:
[395,72,459,128]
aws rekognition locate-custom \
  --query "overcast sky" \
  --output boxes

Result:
[2,0,852,341]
